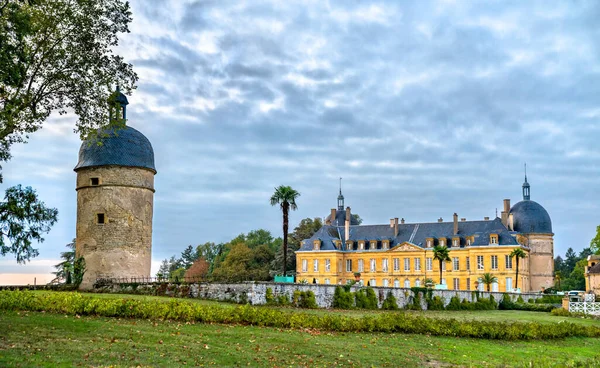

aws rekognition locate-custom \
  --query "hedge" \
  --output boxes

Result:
[2,291,600,340]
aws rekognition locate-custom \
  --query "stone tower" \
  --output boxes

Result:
[74,88,156,289]
[509,174,554,292]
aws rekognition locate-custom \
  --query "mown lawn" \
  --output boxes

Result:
[1,310,600,367]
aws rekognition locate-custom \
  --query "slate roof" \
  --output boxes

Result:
[299,217,520,252]
[74,126,156,173]
[588,262,600,274]
[325,208,360,226]
[510,200,552,234]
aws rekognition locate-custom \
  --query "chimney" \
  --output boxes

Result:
[484,217,489,221]
[508,213,514,231]
[461,218,466,222]
[501,199,510,227]
[390,219,394,228]
[328,208,336,225]
[453,213,458,235]
[401,218,405,224]
[394,217,399,237]
[438,217,443,223]
[345,207,351,241]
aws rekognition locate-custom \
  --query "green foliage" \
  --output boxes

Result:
[381,292,398,310]
[211,242,275,282]
[0,185,58,263]
[333,286,354,309]
[291,290,317,309]
[446,296,462,310]
[0,0,138,165]
[427,296,445,310]
[265,288,290,306]
[52,239,75,283]
[517,295,525,304]
[3,291,600,340]
[480,273,498,292]
[535,295,563,304]
[432,245,450,284]
[355,288,378,310]
[591,225,600,255]
[499,293,554,312]
[273,217,322,275]
[265,288,275,305]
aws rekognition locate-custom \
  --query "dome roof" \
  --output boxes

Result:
[509,200,552,234]
[74,126,156,173]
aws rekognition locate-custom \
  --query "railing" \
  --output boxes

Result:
[568,302,600,315]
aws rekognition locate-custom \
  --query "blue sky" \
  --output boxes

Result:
[1,0,600,284]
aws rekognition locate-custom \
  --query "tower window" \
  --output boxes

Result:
[97,213,105,224]
[90,177,100,186]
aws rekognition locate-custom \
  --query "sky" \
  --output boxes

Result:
[1,0,600,285]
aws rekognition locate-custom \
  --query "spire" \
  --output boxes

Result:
[108,85,129,122]
[337,177,344,210]
[522,163,530,200]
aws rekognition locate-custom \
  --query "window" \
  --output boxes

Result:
[467,238,471,246]
[383,279,389,287]
[427,239,432,248]
[415,258,421,271]
[453,257,459,271]
[491,255,498,270]
[477,278,484,291]
[358,259,364,272]
[382,241,389,250]
[90,177,99,186]
[393,258,400,271]
[404,258,410,271]
[346,260,352,272]
[440,239,445,247]
[415,279,421,287]
[313,241,320,250]
[466,256,470,271]
[370,259,376,272]
[313,259,319,272]
[96,213,105,224]
[441,278,446,285]
[382,259,389,272]
[325,279,330,285]
[505,255,513,269]
[404,279,410,288]
[453,278,460,290]
[314,279,319,284]
[490,235,498,244]
[492,281,498,292]
[477,255,484,270]
[302,259,308,272]
[466,278,471,290]
[426,257,433,271]
[325,259,331,272]
[453,238,459,247]
[338,260,342,272]
[359,241,364,250]
[394,279,400,288]
[506,277,513,292]
[370,279,376,287]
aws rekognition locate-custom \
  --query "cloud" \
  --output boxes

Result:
[2,0,600,279]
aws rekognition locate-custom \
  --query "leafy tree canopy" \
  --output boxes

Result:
[591,225,600,255]
[0,0,137,168]
[0,185,57,263]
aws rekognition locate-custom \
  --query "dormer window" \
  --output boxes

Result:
[370,241,377,250]
[359,241,365,250]
[346,240,353,250]
[439,239,445,247]
[382,240,389,250]
[467,238,471,246]
[490,234,498,244]
[426,238,433,248]
[453,237,459,247]
[313,240,321,250]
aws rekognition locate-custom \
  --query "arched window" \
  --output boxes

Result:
[404,279,410,288]
[394,279,400,288]
[383,279,389,287]
[415,279,421,287]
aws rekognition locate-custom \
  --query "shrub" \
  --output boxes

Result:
[499,293,553,312]
[427,296,445,310]
[266,288,275,305]
[517,295,525,304]
[551,308,571,317]
[3,291,600,340]
[333,286,354,309]
[381,292,398,310]
[293,291,317,309]
[277,294,290,306]
[535,295,563,304]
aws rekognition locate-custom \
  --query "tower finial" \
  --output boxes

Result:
[522,163,530,201]
[337,177,344,211]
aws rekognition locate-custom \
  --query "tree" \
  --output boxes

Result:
[432,245,450,285]
[554,270,563,290]
[510,248,527,290]
[270,185,300,276]
[52,238,75,283]
[481,273,498,292]
[195,241,224,273]
[184,258,209,280]
[351,214,363,225]
[0,0,138,165]
[0,185,57,263]
[564,247,578,274]
[592,225,600,255]
[155,255,183,280]
[180,245,198,269]
[272,217,322,275]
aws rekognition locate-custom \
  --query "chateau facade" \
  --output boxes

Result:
[296,177,554,292]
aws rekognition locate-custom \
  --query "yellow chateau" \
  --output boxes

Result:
[296,176,555,292]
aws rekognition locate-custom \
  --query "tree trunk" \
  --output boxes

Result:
[515,258,519,290]
[282,202,289,276]
[439,260,443,284]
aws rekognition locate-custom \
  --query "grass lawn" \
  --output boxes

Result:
[1,310,600,367]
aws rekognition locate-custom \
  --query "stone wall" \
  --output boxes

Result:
[76,166,155,289]
[96,282,545,309]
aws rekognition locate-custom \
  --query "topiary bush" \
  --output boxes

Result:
[381,292,398,310]
[333,286,354,309]
[427,296,445,310]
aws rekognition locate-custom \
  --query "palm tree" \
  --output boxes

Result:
[270,185,300,276]
[481,273,498,292]
[554,270,563,291]
[432,245,450,285]
[510,248,527,290]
